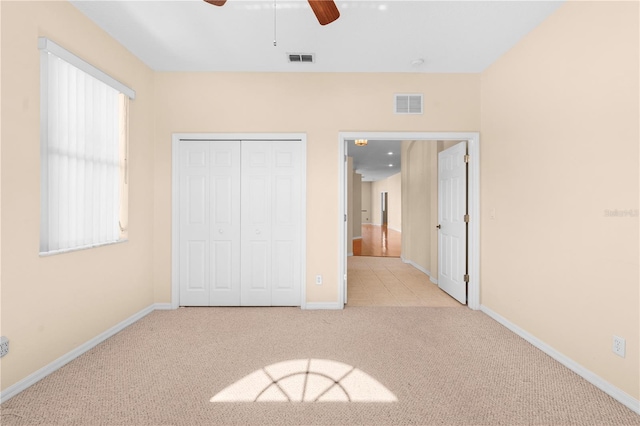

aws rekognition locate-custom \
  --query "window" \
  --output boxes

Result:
[39,38,135,255]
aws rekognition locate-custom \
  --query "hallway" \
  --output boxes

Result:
[353,224,401,257]
[346,257,462,307]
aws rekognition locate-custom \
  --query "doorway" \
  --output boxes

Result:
[339,132,480,310]
[381,192,388,225]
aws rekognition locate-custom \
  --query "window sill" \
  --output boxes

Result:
[39,239,128,257]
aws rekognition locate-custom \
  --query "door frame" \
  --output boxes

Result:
[338,132,480,310]
[171,133,307,309]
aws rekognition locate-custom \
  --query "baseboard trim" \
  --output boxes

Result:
[153,303,175,310]
[401,258,430,277]
[0,304,156,404]
[480,305,640,415]
[302,302,343,310]
[352,236,362,240]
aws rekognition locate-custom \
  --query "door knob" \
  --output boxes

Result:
[436,224,441,229]
[219,228,223,234]
[255,229,261,234]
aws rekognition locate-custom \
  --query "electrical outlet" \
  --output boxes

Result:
[0,336,9,358]
[613,335,625,357]
[315,275,323,285]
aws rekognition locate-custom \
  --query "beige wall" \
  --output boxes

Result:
[401,141,427,269]
[371,173,402,231]
[352,172,362,239]
[401,141,433,275]
[346,157,353,255]
[153,72,480,304]
[0,1,156,392]
[347,160,363,248]
[361,181,372,224]
[481,1,639,399]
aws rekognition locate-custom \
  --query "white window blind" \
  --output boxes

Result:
[39,38,134,255]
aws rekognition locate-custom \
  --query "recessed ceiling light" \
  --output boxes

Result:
[388,152,393,155]
[411,58,425,67]
[388,164,393,167]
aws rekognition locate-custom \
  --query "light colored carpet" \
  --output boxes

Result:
[2,307,639,425]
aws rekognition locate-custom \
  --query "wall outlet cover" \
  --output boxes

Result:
[0,336,9,358]
[613,335,625,358]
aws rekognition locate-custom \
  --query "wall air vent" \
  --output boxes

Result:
[394,94,423,114]
[288,53,315,63]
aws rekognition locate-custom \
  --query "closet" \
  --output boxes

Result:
[176,137,304,306]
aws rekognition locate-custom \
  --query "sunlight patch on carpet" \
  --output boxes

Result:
[210,359,398,402]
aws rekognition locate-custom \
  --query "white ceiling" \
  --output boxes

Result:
[348,140,402,182]
[70,0,564,73]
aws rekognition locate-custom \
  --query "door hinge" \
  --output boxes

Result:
[344,154,347,162]
[464,154,470,163]
[463,274,470,283]
[464,214,470,223]
[344,214,347,222]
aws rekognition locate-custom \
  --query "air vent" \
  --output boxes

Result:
[395,94,423,114]
[288,53,315,63]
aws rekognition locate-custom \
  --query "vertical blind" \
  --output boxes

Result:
[39,38,134,254]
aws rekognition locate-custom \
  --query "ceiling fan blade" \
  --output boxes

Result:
[308,0,340,25]
[204,0,227,6]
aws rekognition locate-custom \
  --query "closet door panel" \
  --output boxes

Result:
[209,142,241,306]
[179,142,211,306]
[271,142,302,306]
[241,141,273,306]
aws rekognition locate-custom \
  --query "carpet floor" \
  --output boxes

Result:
[1,307,639,425]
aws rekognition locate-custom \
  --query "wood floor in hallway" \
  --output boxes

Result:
[346,256,463,307]
[353,224,401,257]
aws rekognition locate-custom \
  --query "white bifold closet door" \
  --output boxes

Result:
[179,141,241,306]
[178,140,302,307]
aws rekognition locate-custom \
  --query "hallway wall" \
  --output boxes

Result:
[370,173,402,231]
[361,182,372,224]
[401,141,431,274]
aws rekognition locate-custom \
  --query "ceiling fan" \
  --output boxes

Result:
[204,0,340,26]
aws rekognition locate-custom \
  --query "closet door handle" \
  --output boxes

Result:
[255,229,261,235]
[219,228,224,234]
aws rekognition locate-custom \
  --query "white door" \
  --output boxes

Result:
[437,142,467,304]
[241,141,302,306]
[178,141,241,306]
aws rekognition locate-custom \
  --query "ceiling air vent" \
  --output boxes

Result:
[288,53,315,63]
[395,94,423,114]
